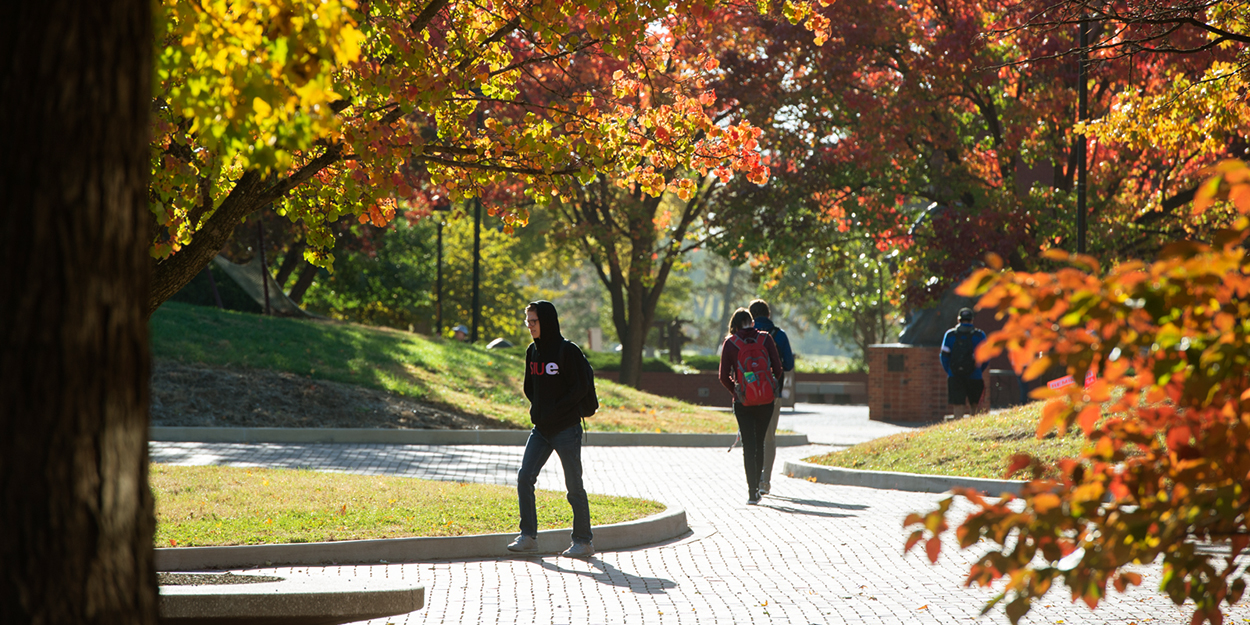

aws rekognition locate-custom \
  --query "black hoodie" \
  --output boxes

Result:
[523,301,590,436]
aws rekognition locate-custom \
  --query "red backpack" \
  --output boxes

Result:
[730,334,776,406]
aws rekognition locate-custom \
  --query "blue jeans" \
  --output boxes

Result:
[517,424,592,543]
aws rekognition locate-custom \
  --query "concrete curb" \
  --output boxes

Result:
[783,460,1023,496]
[160,573,424,625]
[150,427,809,447]
[155,506,688,571]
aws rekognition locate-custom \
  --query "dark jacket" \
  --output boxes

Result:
[523,301,590,436]
[718,327,784,401]
[939,322,988,380]
[753,317,795,371]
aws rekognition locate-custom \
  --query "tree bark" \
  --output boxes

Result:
[0,1,158,623]
[274,240,307,288]
[287,262,320,304]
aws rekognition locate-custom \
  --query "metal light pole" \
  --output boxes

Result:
[470,196,481,343]
[470,102,484,344]
[1076,14,1089,255]
[433,199,451,336]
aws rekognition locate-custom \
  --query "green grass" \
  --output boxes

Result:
[151,302,737,433]
[804,401,1087,480]
[152,464,665,547]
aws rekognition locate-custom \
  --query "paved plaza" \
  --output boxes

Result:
[151,404,1249,624]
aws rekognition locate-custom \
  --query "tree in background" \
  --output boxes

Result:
[761,237,896,367]
[299,218,437,329]
[899,3,1250,622]
[703,0,1238,317]
[2,2,158,623]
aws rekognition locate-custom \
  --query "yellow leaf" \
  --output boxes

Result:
[1032,493,1061,514]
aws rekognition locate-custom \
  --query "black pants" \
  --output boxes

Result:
[734,402,773,495]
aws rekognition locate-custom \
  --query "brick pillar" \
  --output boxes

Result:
[867,343,948,422]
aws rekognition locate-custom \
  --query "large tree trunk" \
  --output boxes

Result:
[0,2,158,623]
[287,261,320,304]
[615,283,648,388]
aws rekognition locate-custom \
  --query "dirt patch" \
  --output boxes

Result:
[151,359,520,430]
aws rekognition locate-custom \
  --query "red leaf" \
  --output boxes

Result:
[1004,454,1031,478]
[1167,426,1193,451]
[1077,404,1101,435]
[1232,534,1249,556]
[925,537,942,563]
[1083,591,1100,609]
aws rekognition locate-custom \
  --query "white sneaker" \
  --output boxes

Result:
[561,541,595,559]
[507,534,538,552]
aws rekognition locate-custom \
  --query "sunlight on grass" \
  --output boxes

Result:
[804,401,1087,480]
[151,302,735,432]
[152,464,665,547]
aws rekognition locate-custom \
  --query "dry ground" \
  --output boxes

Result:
[150,359,519,430]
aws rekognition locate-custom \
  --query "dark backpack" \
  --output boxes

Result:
[949,327,978,377]
[730,334,776,406]
[558,341,598,417]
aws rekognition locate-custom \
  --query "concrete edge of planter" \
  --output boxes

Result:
[155,505,688,571]
[783,459,1023,496]
[159,574,425,625]
[150,427,808,447]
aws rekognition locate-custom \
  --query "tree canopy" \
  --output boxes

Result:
[146,0,827,315]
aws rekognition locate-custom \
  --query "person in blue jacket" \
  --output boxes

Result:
[749,299,793,496]
[940,307,988,419]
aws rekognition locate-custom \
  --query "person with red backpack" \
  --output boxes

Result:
[719,307,784,505]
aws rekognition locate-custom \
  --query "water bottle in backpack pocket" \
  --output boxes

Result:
[730,335,776,406]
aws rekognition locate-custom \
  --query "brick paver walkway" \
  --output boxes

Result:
[151,413,1250,624]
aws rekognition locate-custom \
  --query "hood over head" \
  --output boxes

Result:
[529,300,564,353]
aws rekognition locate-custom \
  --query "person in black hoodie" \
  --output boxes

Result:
[506,300,595,558]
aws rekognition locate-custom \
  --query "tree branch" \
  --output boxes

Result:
[410,0,451,34]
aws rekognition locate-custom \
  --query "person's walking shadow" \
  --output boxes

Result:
[539,558,676,595]
[757,495,869,518]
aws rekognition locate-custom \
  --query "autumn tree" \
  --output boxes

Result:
[492,9,768,386]
[1,1,158,623]
[1008,0,1250,238]
[146,0,812,318]
[906,161,1250,625]
[701,0,1240,317]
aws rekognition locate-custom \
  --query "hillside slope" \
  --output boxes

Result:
[151,302,736,433]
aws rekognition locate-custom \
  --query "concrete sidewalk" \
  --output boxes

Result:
[151,436,1246,624]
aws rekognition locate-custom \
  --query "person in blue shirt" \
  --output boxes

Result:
[749,299,794,496]
[940,307,988,419]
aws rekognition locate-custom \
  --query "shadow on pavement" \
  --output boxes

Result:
[765,495,868,511]
[150,442,524,485]
[538,558,676,594]
[756,495,868,518]
[756,503,858,518]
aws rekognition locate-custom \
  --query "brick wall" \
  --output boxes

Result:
[595,370,869,407]
[594,371,728,406]
[867,343,949,423]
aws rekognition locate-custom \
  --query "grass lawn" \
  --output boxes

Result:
[151,302,737,433]
[804,400,1088,480]
[152,464,665,547]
